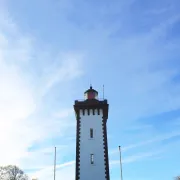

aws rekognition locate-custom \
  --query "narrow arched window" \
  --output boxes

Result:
[90,128,93,138]
[90,154,94,164]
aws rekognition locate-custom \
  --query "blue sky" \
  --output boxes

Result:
[0,0,180,179]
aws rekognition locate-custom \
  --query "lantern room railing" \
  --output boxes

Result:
[75,98,107,103]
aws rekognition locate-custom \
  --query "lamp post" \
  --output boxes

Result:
[118,146,123,180]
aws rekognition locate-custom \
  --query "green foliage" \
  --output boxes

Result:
[0,165,28,180]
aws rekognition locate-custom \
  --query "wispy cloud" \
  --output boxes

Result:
[0,2,83,169]
[1,0,180,180]
[30,161,75,180]
[110,150,162,166]
[123,131,180,151]
[146,7,172,15]
[53,108,74,119]
[43,52,84,94]
[110,131,180,155]
[0,13,37,165]
[19,145,72,170]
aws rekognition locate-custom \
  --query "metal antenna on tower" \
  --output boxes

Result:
[103,84,104,99]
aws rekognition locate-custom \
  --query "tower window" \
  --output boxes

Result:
[90,154,94,164]
[90,128,93,138]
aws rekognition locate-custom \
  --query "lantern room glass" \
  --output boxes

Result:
[84,91,98,100]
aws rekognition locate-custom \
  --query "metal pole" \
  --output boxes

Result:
[119,146,123,180]
[54,147,56,180]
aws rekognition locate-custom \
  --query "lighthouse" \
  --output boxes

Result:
[74,86,110,180]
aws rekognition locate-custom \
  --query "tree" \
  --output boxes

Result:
[0,165,28,180]
[175,176,180,180]
[0,166,7,180]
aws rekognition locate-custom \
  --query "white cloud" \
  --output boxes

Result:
[43,52,84,94]
[0,2,83,171]
[30,161,75,180]
[53,108,74,119]
[0,25,36,165]
[124,124,153,131]
[19,145,71,170]
[146,7,172,15]
[1,1,179,180]
[110,150,162,167]
[111,15,180,123]
[109,131,180,156]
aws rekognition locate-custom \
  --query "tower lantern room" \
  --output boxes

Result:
[84,85,98,100]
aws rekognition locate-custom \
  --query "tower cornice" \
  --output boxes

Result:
[74,99,109,121]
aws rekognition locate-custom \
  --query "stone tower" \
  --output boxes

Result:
[74,86,110,180]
